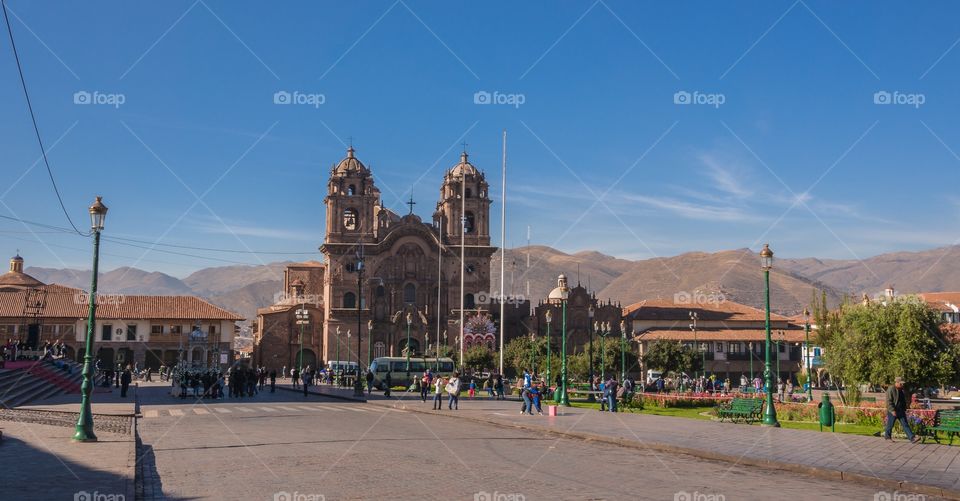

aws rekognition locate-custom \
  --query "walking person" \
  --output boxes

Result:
[884,377,919,442]
[269,369,277,393]
[302,366,311,397]
[384,371,392,397]
[291,367,300,389]
[495,374,504,400]
[529,382,543,415]
[120,365,132,398]
[365,369,374,395]
[777,378,786,403]
[446,372,461,410]
[420,370,432,402]
[520,384,532,415]
[433,375,445,410]
[605,376,619,412]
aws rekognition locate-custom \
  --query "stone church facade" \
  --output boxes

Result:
[320,146,498,365]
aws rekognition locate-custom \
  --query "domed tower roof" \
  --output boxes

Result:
[547,274,569,301]
[332,146,370,176]
[448,151,480,178]
[0,253,44,288]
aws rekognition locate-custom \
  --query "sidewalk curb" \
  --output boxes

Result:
[368,400,960,500]
[277,385,366,403]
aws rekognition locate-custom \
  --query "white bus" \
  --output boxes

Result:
[369,357,456,389]
[327,360,359,374]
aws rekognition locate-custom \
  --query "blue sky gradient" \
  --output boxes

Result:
[2,1,959,276]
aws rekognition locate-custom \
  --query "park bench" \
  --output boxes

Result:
[926,409,960,445]
[715,397,763,424]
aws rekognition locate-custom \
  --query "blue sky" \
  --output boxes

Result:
[2,1,960,277]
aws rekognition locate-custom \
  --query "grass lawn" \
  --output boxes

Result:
[569,401,880,436]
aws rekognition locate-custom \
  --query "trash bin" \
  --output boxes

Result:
[547,405,558,416]
[818,393,835,432]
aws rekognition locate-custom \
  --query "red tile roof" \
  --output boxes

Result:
[636,328,806,343]
[0,289,243,321]
[623,298,790,322]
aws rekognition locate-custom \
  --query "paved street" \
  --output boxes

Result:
[133,384,933,501]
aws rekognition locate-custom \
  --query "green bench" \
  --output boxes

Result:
[926,409,960,445]
[715,397,763,424]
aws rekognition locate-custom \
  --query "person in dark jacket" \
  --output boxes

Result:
[120,366,132,397]
[884,377,918,442]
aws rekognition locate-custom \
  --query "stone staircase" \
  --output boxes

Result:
[0,359,95,408]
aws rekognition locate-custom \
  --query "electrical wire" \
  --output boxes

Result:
[2,0,86,236]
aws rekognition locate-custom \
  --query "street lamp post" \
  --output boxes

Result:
[295,305,309,373]
[335,326,341,384]
[597,321,609,381]
[803,307,813,402]
[73,196,108,442]
[367,319,374,368]
[587,305,595,402]
[529,332,535,374]
[559,288,569,406]
[776,330,784,384]
[689,311,700,379]
[544,309,552,393]
[620,320,628,382]
[760,243,780,427]
[405,312,413,376]
[749,341,754,382]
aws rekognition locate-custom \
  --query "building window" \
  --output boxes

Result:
[208,325,216,336]
[126,324,137,341]
[403,283,416,304]
[778,342,786,353]
[464,211,475,233]
[728,342,741,353]
[374,342,386,358]
[60,325,75,337]
[465,187,472,198]
[376,285,385,298]
[151,325,163,335]
[715,342,724,352]
[344,292,356,309]
[464,293,475,309]
[347,184,356,196]
[102,324,112,341]
[343,208,358,230]
[170,325,182,335]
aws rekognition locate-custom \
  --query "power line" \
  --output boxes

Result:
[0,213,318,256]
[2,0,86,236]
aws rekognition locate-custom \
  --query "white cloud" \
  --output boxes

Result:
[698,153,752,198]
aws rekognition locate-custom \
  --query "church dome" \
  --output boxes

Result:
[333,146,369,176]
[547,274,568,301]
[448,151,479,177]
[0,254,44,288]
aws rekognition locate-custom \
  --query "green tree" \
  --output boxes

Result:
[822,295,957,389]
[641,339,701,377]
[462,345,494,373]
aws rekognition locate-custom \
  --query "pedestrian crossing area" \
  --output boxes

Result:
[141,402,399,419]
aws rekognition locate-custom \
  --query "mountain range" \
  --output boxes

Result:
[24,245,960,323]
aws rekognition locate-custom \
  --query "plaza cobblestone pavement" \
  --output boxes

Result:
[365,391,960,499]
[128,384,944,500]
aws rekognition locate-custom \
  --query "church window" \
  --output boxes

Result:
[403,283,416,304]
[343,208,358,230]
[464,293,476,309]
[348,185,356,196]
[464,211,475,233]
[376,285,385,298]
[374,342,386,358]
[465,187,472,198]
[343,292,356,309]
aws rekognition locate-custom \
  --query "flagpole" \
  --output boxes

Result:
[498,129,507,375]
[459,162,466,370]
[436,232,443,371]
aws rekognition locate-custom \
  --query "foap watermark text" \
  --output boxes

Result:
[74,91,125,108]
[873,90,924,108]
[274,90,326,108]
[674,90,725,108]
[473,90,525,108]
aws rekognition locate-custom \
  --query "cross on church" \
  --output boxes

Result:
[406,194,416,215]
[461,142,468,153]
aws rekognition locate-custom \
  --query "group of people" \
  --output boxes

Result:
[1,339,70,361]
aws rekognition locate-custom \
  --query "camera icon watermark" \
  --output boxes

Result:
[674,491,725,501]
[474,491,525,501]
[273,90,326,108]
[73,90,126,108]
[273,491,325,501]
[673,90,725,108]
[673,290,726,306]
[873,90,924,108]
[874,491,925,501]
[473,90,525,108]
[272,291,323,308]
[74,491,125,501]
[475,291,527,305]
[74,292,126,306]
